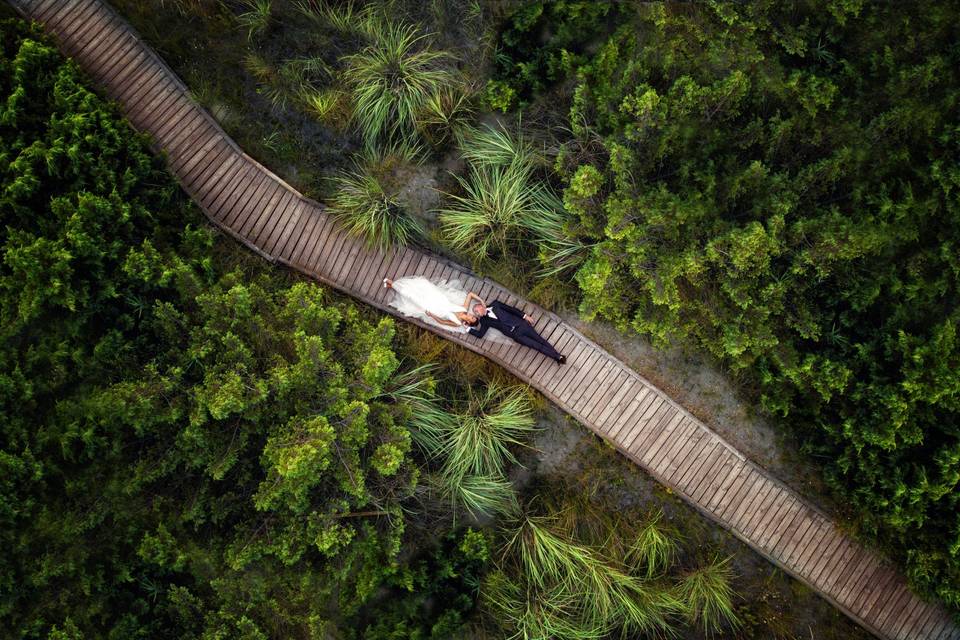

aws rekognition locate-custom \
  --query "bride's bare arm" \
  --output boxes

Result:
[425,310,458,327]
[463,291,485,308]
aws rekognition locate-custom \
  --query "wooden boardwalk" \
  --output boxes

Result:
[12,1,959,638]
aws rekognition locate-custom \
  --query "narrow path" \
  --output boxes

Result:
[12,1,958,638]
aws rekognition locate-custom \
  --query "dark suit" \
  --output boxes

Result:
[469,300,562,361]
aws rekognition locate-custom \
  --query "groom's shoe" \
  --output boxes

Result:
[557,355,567,365]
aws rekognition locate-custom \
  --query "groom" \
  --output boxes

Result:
[468,299,566,364]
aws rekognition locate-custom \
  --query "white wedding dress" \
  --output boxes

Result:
[386,276,472,334]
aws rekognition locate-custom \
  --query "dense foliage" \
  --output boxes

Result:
[0,21,481,637]
[534,1,960,607]
[485,0,621,112]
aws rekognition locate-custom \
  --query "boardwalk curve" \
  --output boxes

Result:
[10,1,959,638]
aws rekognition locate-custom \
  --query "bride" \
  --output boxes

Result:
[383,276,482,333]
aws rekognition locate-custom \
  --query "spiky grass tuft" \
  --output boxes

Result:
[494,516,682,638]
[235,0,271,40]
[329,151,425,251]
[627,510,680,579]
[677,555,741,636]
[344,21,454,147]
[439,123,587,268]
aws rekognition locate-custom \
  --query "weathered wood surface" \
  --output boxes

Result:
[11,1,959,638]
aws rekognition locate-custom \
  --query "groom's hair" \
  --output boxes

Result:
[471,301,485,315]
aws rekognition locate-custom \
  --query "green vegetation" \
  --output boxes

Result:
[439,123,576,269]
[330,148,425,250]
[0,16,748,638]
[344,20,455,148]
[485,0,622,111]
[490,0,960,609]
[14,0,960,633]
[0,21,447,636]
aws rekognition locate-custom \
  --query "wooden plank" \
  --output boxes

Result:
[158,112,209,171]
[45,0,94,34]
[686,445,732,501]
[595,377,642,429]
[67,9,118,64]
[830,546,874,608]
[895,598,934,640]
[576,361,621,412]
[99,47,149,94]
[180,141,231,198]
[68,10,120,63]
[818,536,857,593]
[608,387,658,441]
[783,511,825,566]
[578,362,620,417]
[49,0,96,31]
[808,532,848,585]
[356,247,395,298]
[238,179,282,238]
[253,189,296,249]
[331,230,367,284]
[872,584,911,632]
[127,79,179,131]
[113,57,164,106]
[662,424,707,483]
[224,172,270,227]
[751,487,795,546]
[913,607,947,640]
[272,200,309,259]
[35,0,73,22]
[699,456,745,517]
[60,5,111,57]
[719,469,762,521]
[199,157,247,212]
[773,511,816,570]
[208,163,255,220]
[607,387,657,440]
[722,470,765,528]
[183,141,232,192]
[708,462,752,516]
[555,349,601,403]
[118,65,169,113]
[242,182,287,239]
[265,198,305,256]
[587,370,632,425]
[727,475,776,532]
[75,22,131,80]
[628,401,676,452]
[642,411,692,469]
[289,210,323,267]
[848,559,887,614]
[571,359,615,413]
[541,341,586,393]
[627,398,674,454]
[887,589,925,639]
[762,496,805,553]
[149,101,200,153]
[313,223,352,277]
[790,518,832,575]
[125,75,179,126]
[169,124,220,176]
[674,440,720,494]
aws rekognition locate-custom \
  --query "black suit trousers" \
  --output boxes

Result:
[513,324,561,361]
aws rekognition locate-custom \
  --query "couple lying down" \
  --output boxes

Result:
[383,276,567,364]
